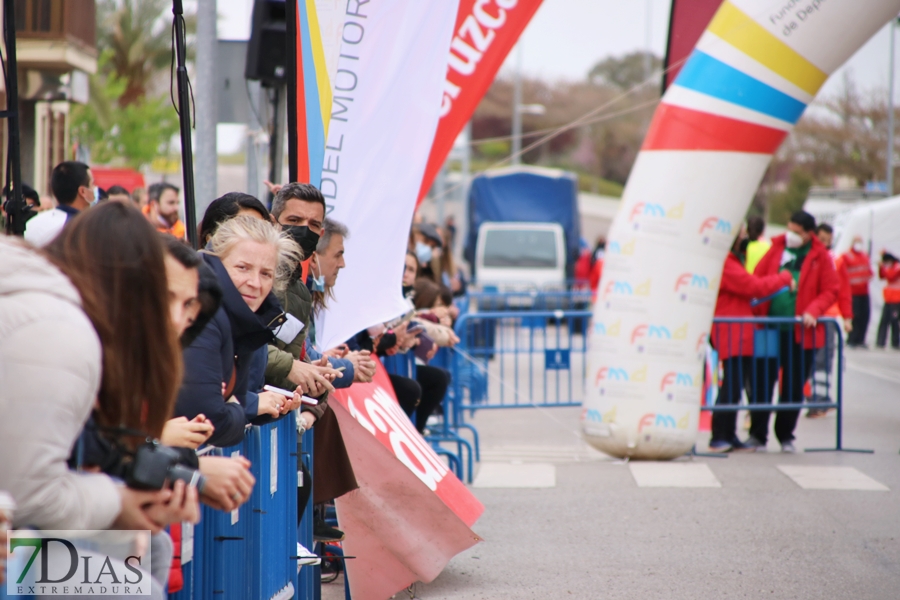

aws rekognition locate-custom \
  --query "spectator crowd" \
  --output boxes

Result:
[0,162,462,598]
[1,160,897,596]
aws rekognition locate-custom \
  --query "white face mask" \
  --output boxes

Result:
[785,230,804,249]
[852,241,864,253]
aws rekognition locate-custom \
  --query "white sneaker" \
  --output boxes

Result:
[297,542,321,571]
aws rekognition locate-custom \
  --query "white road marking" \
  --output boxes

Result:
[629,462,722,488]
[778,465,889,491]
[473,463,556,488]
[847,363,900,385]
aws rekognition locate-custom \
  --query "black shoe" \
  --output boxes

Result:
[314,517,345,542]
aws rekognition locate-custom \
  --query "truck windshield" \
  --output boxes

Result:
[483,229,558,268]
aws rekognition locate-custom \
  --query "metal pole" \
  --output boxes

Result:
[267,85,285,206]
[246,80,264,201]
[173,0,198,248]
[4,0,23,235]
[511,44,522,166]
[194,0,218,220]
[888,18,895,196]
[644,0,652,80]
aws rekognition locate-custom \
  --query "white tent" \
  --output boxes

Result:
[832,195,900,345]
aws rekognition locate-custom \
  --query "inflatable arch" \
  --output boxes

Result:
[583,0,900,459]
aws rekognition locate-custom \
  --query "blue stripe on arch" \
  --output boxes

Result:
[673,50,807,125]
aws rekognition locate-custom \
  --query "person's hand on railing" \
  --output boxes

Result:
[802,312,817,327]
[298,412,317,431]
[198,455,256,512]
[288,359,335,396]
[142,479,201,527]
[161,415,215,449]
[323,344,349,359]
[113,488,174,534]
[257,390,287,418]
[349,350,377,383]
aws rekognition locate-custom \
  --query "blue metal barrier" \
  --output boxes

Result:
[465,289,592,315]
[451,310,592,412]
[381,351,473,482]
[171,412,329,600]
[705,316,871,453]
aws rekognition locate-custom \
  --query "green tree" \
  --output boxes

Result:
[768,169,813,225]
[98,0,195,107]
[71,51,180,169]
[588,51,663,90]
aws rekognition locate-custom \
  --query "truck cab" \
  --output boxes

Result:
[474,221,566,291]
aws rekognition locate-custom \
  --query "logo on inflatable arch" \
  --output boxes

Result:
[582,406,617,424]
[699,216,734,249]
[660,371,697,392]
[699,216,732,235]
[637,412,690,433]
[630,322,689,346]
[674,272,719,305]
[628,202,685,223]
[607,238,635,256]
[593,319,622,337]
[594,364,647,387]
[602,278,651,300]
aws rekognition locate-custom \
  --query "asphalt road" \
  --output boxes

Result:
[324,347,900,600]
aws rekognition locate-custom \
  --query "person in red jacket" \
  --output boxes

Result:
[708,233,794,452]
[876,251,900,349]
[747,211,839,453]
[807,224,853,417]
[842,236,874,347]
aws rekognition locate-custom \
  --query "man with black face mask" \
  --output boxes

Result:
[267,183,357,545]
[265,183,339,411]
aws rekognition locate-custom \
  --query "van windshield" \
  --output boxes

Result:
[483,229,558,268]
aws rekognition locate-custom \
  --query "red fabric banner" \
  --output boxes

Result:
[642,104,788,154]
[663,0,724,90]
[331,362,483,600]
[415,0,544,206]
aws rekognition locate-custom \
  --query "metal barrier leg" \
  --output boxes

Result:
[806,327,873,453]
[298,427,321,598]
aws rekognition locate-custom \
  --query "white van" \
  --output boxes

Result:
[474,222,566,291]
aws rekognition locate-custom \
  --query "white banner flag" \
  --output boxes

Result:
[314,0,459,350]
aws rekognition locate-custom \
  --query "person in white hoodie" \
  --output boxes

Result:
[0,203,199,598]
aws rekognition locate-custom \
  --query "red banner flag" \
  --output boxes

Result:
[416,0,544,206]
[662,0,724,91]
[331,362,483,600]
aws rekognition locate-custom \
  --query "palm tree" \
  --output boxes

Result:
[98,0,195,107]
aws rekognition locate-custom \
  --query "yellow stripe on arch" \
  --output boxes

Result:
[305,0,332,137]
[708,1,827,97]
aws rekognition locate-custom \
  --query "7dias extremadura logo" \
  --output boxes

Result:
[6,530,152,597]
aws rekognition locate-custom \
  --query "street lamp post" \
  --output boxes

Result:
[889,17,897,196]
[512,44,523,165]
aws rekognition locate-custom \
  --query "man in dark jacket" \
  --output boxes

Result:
[748,211,839,453]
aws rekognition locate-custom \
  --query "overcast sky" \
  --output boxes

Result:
[217,0,897,142]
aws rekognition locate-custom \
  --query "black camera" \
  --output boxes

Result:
[125,441,206,493]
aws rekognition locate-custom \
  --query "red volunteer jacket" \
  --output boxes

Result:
[880,261,900,303]
[752,234,839,349]
[824,254,853,319]
[711,253,792,359]
[842,248,873,296]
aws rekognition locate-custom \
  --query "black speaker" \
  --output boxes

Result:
[245,0,287,85]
